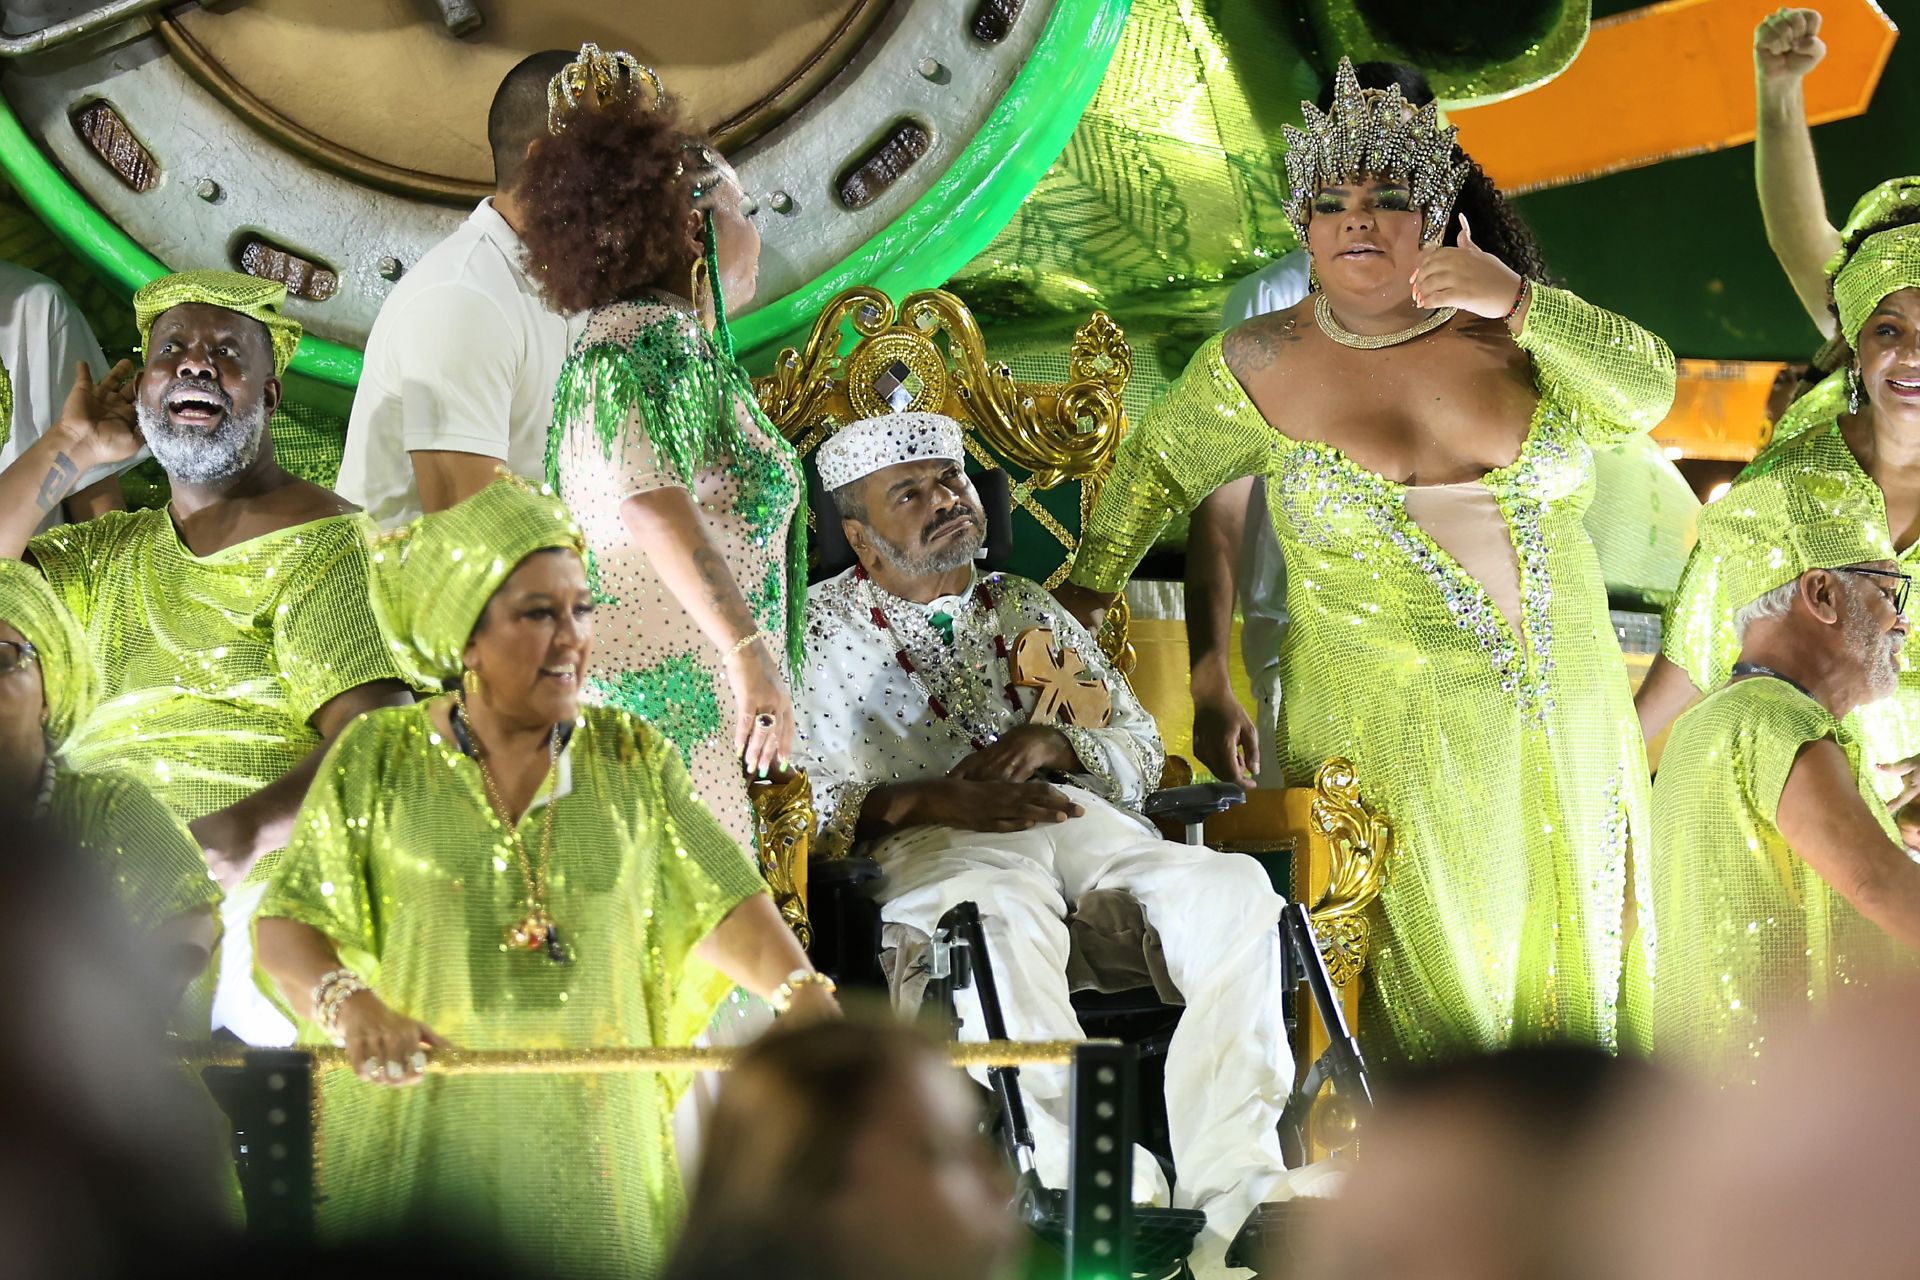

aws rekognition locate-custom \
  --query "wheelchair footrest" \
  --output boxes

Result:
[1020,1186,1206,1275]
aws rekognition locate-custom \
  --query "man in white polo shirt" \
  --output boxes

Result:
[338,49,581,526]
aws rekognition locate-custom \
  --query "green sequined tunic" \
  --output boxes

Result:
[25,507,405,836]
[1650,678,1917,1084]
[1664,371,1920,784]
[257,703,766,1276]
[1069,287,1676,1063]
[547,297,803,852]
[49,762,221,936]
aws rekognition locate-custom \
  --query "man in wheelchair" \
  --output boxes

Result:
[791,411,1307,1272]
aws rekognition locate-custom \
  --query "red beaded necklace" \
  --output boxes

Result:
[857,565,1023,749]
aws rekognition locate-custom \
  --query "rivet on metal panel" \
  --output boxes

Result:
[970,0,1026,43]
[434,0,482,36]
[195,177,221,202]
[378,256,404,281]
[837,119,934,211]
[70,101,158,193]
[236,236,339,301]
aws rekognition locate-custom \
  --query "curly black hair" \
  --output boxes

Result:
[515,104,703,315]
[1440,154,1553,284]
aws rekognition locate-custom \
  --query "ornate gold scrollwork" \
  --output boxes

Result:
[755,286,1129,493]
[1306,757,1394,989]
[750,773,816,949]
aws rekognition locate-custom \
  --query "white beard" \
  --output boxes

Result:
[137,396,267,485]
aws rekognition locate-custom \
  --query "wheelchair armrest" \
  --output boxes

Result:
[1142,782,1246,826]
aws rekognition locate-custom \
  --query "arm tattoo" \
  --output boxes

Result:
[34,452,78,513]
[1221,316,1301,378]
[691,541,758,636]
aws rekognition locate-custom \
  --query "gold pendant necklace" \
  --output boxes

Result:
[456,692,569,964]
[1314,292,1457,350]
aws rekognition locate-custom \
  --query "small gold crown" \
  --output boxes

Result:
[1281,57,1469,246]
[547,42,666,134]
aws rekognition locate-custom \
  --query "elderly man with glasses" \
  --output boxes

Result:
[1646,467,1920,1082]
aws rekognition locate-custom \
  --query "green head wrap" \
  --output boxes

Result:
[133,269,304,377]
[1697,460,1896,614]
[1826,178,1920,346]
[369,475,587,687]
[0,560,97,747]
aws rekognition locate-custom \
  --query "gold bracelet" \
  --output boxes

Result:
[769,969,837,1015]
[726,630,765,658]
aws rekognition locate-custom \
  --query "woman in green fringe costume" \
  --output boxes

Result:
[255,477,835,1277]
[517,46,803,858]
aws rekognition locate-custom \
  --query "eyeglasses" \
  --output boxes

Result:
[0,640,38,676]
[1842,567,1913,614]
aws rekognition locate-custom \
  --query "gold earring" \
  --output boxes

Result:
[689,255,709,307]
[462,668,482,702]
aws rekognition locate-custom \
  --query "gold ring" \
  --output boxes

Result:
[754,713,776,729]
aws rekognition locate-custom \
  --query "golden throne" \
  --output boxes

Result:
[747,286,1392,1122]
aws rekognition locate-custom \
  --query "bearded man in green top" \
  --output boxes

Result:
[1650,466,1920,1084]
[0,269,412,1041]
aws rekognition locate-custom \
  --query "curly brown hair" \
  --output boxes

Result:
[516,104,702,315]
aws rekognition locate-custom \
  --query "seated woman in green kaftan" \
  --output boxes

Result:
[253,478,835,1277]
[0,559,218,1013]
[1060,61,1676,1063]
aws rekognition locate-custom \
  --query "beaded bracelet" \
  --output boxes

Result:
[726,630,766,658]
[310,968,370,1047]
[1502,277,1532,324]
[769,968,837,1015]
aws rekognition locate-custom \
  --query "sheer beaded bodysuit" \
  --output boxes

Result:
[548,295,803,852]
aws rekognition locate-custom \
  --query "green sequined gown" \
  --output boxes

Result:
[1069,287,1676,1063]
[547,296,804,852]
[256,704,766,1276]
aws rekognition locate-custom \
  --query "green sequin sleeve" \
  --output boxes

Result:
[256,712,383,976]
[26,508,134,628]
[273,516,409,724]
[1069,335,1270,594]
[52,766,221,933]
[1514,284,1677,440]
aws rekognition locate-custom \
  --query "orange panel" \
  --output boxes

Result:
[1652,357,1788,461]
[1449,0,1899,194]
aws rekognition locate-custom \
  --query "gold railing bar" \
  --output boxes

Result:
[174,1038,1108,1074]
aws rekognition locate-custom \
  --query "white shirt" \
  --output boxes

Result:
[338,200,581,528]
[793,568,1167,858]
[0,261,133,531]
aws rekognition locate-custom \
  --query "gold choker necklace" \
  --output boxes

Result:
[1315,293,1457,350]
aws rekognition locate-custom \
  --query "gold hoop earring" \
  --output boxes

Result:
[689,255,709,308]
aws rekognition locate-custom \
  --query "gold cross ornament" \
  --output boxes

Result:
[1010,627,1112,727]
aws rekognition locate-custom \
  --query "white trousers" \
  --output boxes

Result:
[871,785,1294,1267]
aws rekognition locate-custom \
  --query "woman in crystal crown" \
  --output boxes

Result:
[1059,58,1676,1063]
[516,45,803,856]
